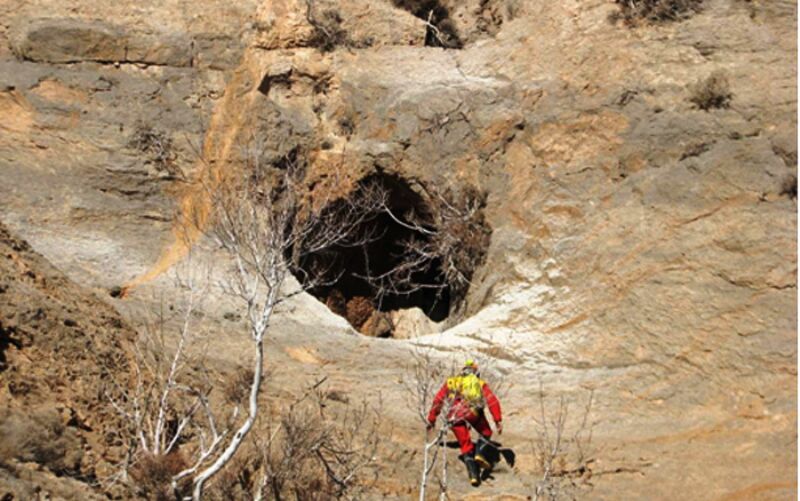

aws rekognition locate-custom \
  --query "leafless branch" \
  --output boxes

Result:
[178,133,385,499]
[531,383,596,501]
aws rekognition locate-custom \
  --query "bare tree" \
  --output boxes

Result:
[106,258,238,500]
[193,376,381,501]
[531,383,596,501]
[403,347,459,500]
[251,382,381,500]
[180,137,384,499]
[112,135,386,499]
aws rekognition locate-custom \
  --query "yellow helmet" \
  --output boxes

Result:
[463,359,478,374]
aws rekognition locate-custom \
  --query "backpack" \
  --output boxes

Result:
[446,373,485,409]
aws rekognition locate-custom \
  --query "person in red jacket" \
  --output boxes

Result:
[426,359,502,486]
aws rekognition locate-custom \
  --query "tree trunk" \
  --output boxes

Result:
[192,336,265,499]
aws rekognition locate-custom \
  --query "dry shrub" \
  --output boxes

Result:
[324,289,347,317]
[610,0,703,25]
[224,366,257,404]
[0,406,82,475]
[386,185,491,311]
[206,387,381,501]
[206,443,262,501]
[130,452,189,501]
[780,173,797,200]
[128,123,181,177]
[262,395,381,500]
[689,71,733,110]
[345,296,375,329]
[432,186,492,301]
[305,3,373,51]
[307,8,349,52]
[531,385,596,501]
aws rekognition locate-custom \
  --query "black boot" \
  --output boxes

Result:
[475,437,500,471]
[500,447,516,467]
[459,452,481,487]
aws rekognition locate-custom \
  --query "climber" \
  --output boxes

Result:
[426,359,504,487]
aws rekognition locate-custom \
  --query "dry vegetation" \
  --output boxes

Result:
[105,133,389,499]
[531,385,596,501]
[200,379,381,501]
[403,348,455,500]
[306,5,350,52]
[689,71,733,110]
[780,173,797,200]
[128,123,182,178]
[304,1,373,51]
[610,0,703,25]
[0,406,83,476]
[131,452,190,501]
[370,184,491,315]
[345,296,375,331]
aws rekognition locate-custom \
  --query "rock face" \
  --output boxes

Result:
[0,0,796,499]
[0,223,135,499]
[390,307,441,339]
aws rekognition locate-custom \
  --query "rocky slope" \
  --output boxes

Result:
[0,222,135,500]
[0,0,796,499]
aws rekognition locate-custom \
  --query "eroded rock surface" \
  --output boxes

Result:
[0,0,795,499]
[0,223,136,499]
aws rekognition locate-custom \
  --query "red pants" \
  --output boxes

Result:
[451,412,493,455]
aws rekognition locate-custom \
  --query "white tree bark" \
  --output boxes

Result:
[192,329,266,499]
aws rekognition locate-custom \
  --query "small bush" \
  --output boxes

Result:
[324,289,347,317]
[128,124,181,177]
[307,8,350,52]
[689,71,733,110]
[130,452,189,501]
[223,366,256,404]
[531,386,596,500]
[0,407,82,475]
[345,296,375,329]
[207,445,262,501]
[366,184,491,316]
[780,173,797,200]
[610,0,703,25]
[261,393,381,500]
[423,185,492,303]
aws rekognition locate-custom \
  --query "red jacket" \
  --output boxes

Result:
[427,378,502,425]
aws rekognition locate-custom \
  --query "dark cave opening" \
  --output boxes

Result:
[391,0,463,49]
[290,173,453,333]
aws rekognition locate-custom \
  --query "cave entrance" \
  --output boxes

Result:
[392,0,463,49]
[292,173,453,335]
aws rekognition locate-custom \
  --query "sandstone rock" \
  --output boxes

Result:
[360,310,393,338]
[9,18,200,69]
[253,0,318,50]
[0,223,135,494]
[0,0,795,498]
[390,307,441,339]
[253,0,426,50]
[10,18,127,63]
